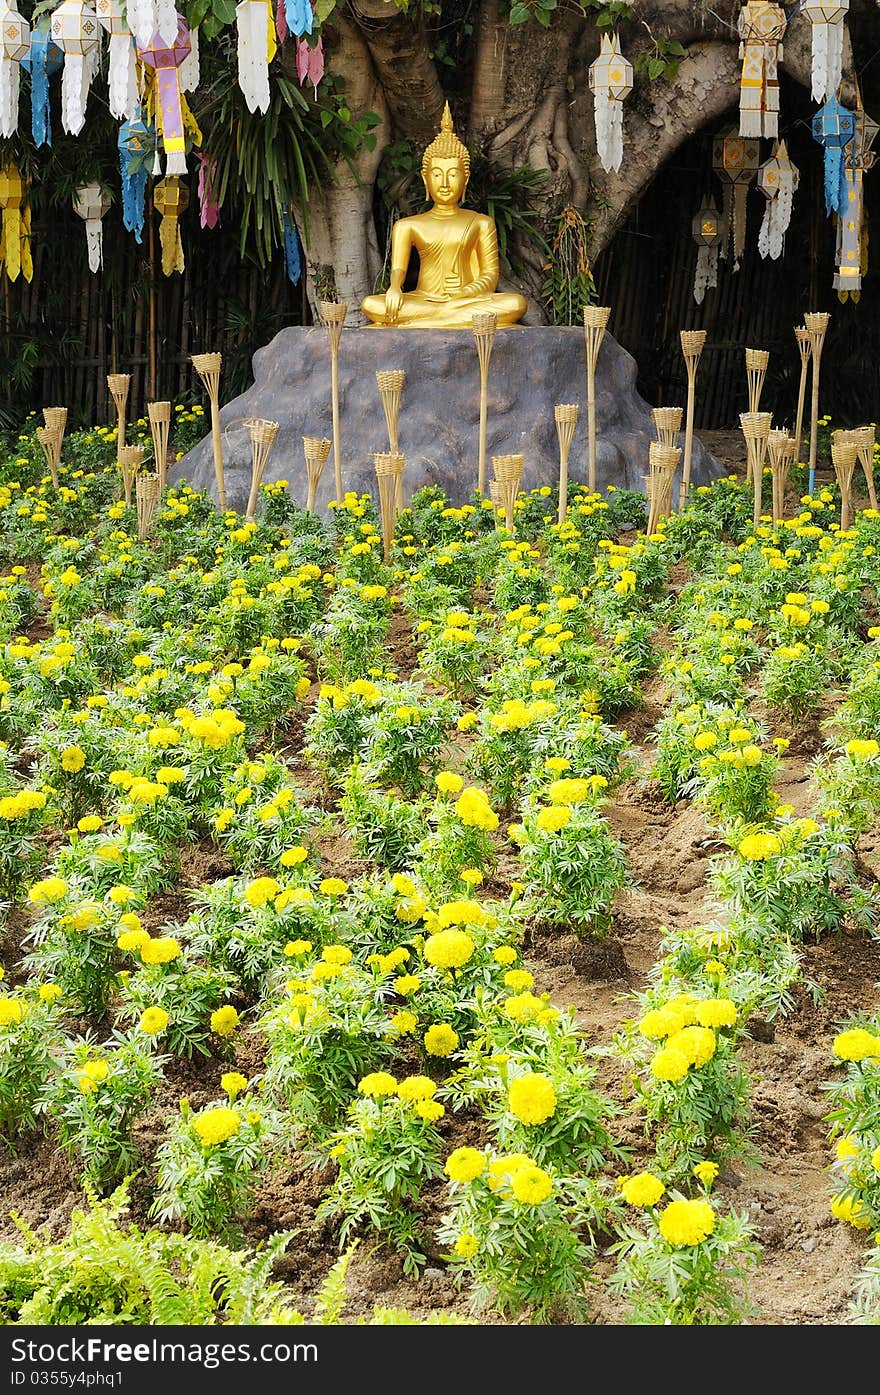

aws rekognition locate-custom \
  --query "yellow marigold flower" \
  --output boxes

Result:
[846,738,880,759]
[77,814,103,832]
[460,868,483,887]
[504,991,546,1023]
[193,1106,240,1147]
[503,968,534,993]
[830,1193,871,1229]
[535,805,572,833]
[658,1198,715,1246]
[322,945,352,966]
[453,786,498,831]
[28,876,68,905]
[835,1136,859,1162]
[244,876,281,908]
[38,983,62,1003]
[493,946,517,965]
[666,1025,716,1068]
[210,1005,240,1037]
[0,997,24,1026]
[833,1028,880,1062]
[510,1163,553,1205]
[140,936,181,966]
[423,927,475,969]
[650,1046,690,1082]
[618,1172,665,1207]
[61,746,86,773]
[390,1009,418,1035]
[423,1023,459,1056]
[415,1098,445,1121]
[727,727,751,745]
[117,911,142,933]
[454,1232,479,1258]
[693,1161,719,1187]
[435,770,464,794]
[693,732,717,751]
[221,1071,248,1097]
[79,1059,109,1083]
[397,1075,437,1102]
[138,1006,169,1036]
[445,1147,486,1184]
[508,1072,557,1126]
[457,712,478,731]
[319,877,349,897]
[737,832,782,860]
[358,1071,398,1097]
[872,1146,880,1174]
[694,999,737,1029]
[639,1007,687,1040]
[280,845,309,866]
[394,973,422,995]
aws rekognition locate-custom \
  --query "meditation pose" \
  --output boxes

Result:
[361,104,527,329]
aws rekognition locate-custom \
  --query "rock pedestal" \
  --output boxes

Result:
[171,324,719,512]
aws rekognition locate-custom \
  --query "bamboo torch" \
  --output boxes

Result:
[832,436,858,530]
[136,472,161,541]
[679,329,706,504]
[852,424,878,510]
[36,426,61,491]
[190,352,227,511]
[319,300,348,505]
[554,403,579,525]
[583,306,610,493]
[472,311,498,496]
[793,325,811,465]
[804,311,830,496]
[492,452,524,531]
[245,418,279,520]
[745,347,769,415]
[767,428,792,526]
[652,405,683,448]
[646,442,680,535]
[117,444,144,508]
[146,400,172,491]
[740,411,771,529]
[303,436,332,513]
[107,373,130,456]
[373,450,406,561]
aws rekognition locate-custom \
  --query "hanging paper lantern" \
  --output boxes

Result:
[95,0,138,121]
[802,1,849,104]
[236,0,276,115]
[118,113,154,242]
[0,0,29,139]
[812,96,856,217]
[138,15,191,175]
[295,34,323,90]
[50,0,101,137]
[283,209,301,284]
[284,0,312,38]
[757,139,799,260]
[20,20,62,147]
[712,125,760,270]
[0,164,31,282]
[153,174,188,275]
[588,32,633,175]
[126,0,156,48]
[737,3,786,139]
[74,182,111,272]
[197,151,220,229]
[692,200,722,305]
[834,108,879,301]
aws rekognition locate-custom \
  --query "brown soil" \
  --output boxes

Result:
[2,436,878,1327]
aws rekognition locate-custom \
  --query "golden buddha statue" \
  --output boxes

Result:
[362,103,527,329]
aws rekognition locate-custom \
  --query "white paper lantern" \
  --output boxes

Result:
[50,0,101,136]
[95,0,138,121]
[757,139,799,260]
[74,181,111,272]
[588,33,633,174]
[0,0,29,138]
[802,0,849,104]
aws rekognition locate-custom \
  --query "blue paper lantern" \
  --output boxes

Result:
[812,96,856,216]
[118,113,154,244]
[20,20,63,147]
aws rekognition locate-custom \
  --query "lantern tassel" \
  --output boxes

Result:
[693,245,717,305]
[108,33,139,120]
[159,208,183,274]
[284,0,312,38]
[85,219,102,273]
[236,0,270,115]
[0,58,20,140]
[156,0,178,45]
[593,89,623,174]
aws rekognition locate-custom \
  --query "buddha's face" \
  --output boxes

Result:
[424,156,467,207]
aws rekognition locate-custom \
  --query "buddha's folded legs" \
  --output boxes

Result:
[363,291,527,329]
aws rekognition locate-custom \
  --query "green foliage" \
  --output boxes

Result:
[542,206,596,326]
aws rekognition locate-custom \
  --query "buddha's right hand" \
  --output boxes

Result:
[384,287,403,324]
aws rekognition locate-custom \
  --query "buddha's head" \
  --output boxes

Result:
[421,102,470,207]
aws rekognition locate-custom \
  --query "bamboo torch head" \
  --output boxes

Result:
[803,311,830,355]
[794,326,811,363]
[492,452,524,530]
[472,311,498,373]
[117,444,144,506]
[554,403,579,453]
[245,418,279,518]
[582,305,611,367]
[135,472,162,541]
[319,301,348,352]
[680,329,707,373]
[107,374,130,413]
[43,406,67,443]
[376,370,405,450]
[303,435,332,478]
[745,348,769,373]
[191,352,222,404]
[652,406,683,446]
